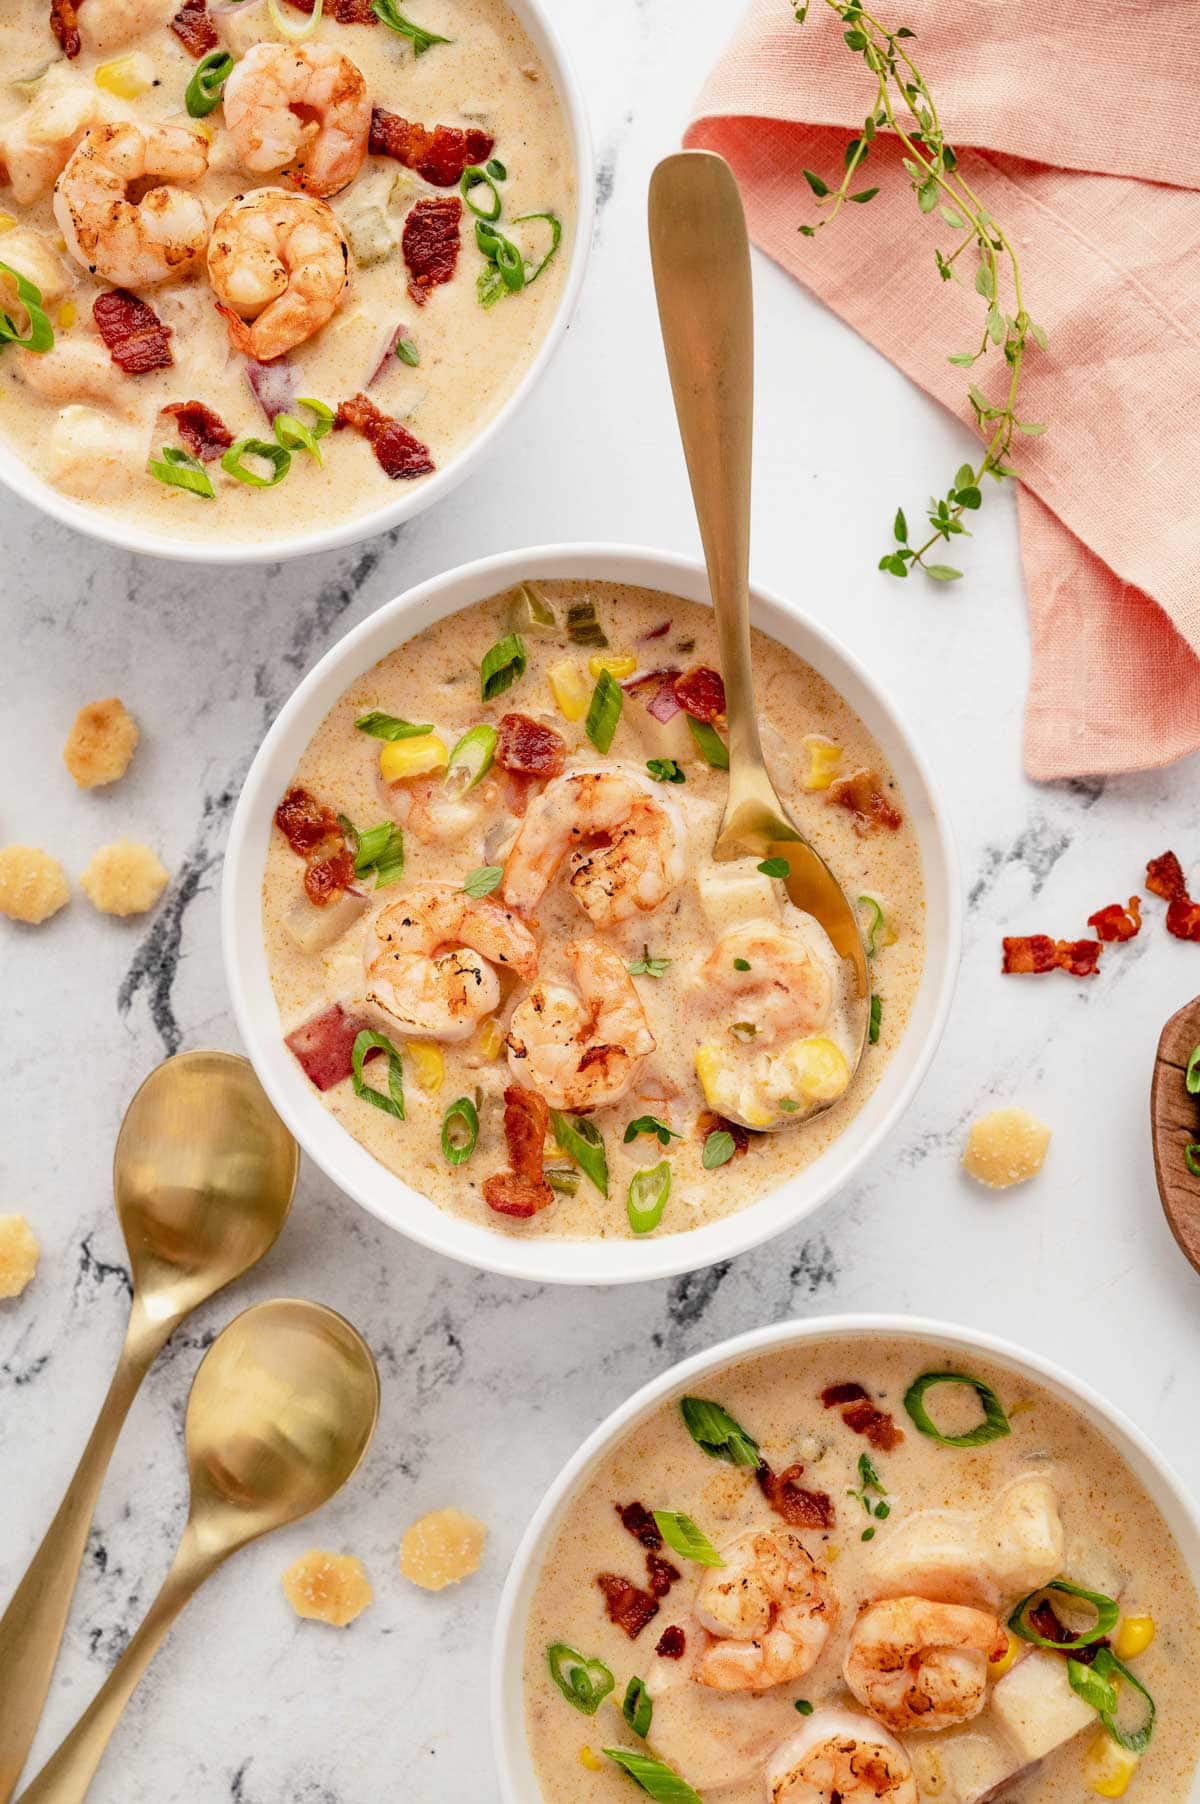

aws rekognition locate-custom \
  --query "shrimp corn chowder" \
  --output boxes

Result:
[523,1337,1200,1804]
[262,580,925,1240]
[0,0,573,541]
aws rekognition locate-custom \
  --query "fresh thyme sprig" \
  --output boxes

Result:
[794,0,1048,582]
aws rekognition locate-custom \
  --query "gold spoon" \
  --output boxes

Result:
[648,150,869,1126]
[0,1052,298,1804]
[14,1299,380,1804]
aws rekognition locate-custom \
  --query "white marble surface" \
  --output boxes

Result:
[2,1,1200,1799]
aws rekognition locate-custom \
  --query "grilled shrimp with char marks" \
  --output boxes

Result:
[843,1595,1007,1733]
[505,937,655,1109]
[54,122,209,288]
[363,882,538,1043]
[766,1709,918,1804]
[207,188,349,361]
[501,767,685,927]
[222,42,371,199]
[693,1527,839,1692]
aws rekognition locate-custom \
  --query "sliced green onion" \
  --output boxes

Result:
[268,0,323,40]
[627,946,671,978]
[585,668,623,754]
[546,1643,614,1715]
[294,396,335,440]
[0,262,54,353]
[858,894,886,956]
[869,994,882,1044]
[274,411,324,467]
[702,1129,736,1170]
[1067,1657,1119,1717]
[603,1748,701,1803]
[1187,1144,1200,1178]
[1009,1580,1120,1652]
[1092,1647,1157,1752]
[687,716,729,769]
[148,444,213,499]
[395,337,420,367]
[353,820,405,886]
[475,218,526,295]
[550,1110,608,1197]
[904,1371,1010,1447]
[446,723,497,792]
[647,758,685,784]
[480,632,528,701]
[1186,1044,1200,1094]
[221,436,290,488]
[351,1029,404,1120]
[679,1396,759,1467]
[624,1115,681,1147]
[513,209,562,285]
[355,711,433,740]
[544,1166,581,1197]
[462,864,502,899]
[627,1161,671,1235]
[758,857,789,879]
[505,581,557,637]
[371,0,452,52]
[565,598,607,647]
[336,813,360,859]
[441,1095,479,1165]
[652,1510,723,1567]
[185,49,234,117]
[622,1676,652,1739]
[461,164,502,222]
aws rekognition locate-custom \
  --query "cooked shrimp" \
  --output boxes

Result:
[766,1709,918,1804]
[501,767,685,927]
[843,1596,1006,1734]
[506,937,655,1109]
[693,1528,839,1692]
[54,122,209,288]
[16,337,129,408]
[697,920,833,1042]
[223,42,371,198]
[363,882,538,1043]
[1,78,102,206]
[207,188,349,361]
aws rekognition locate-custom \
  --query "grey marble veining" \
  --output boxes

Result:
[3,1,1200,1799]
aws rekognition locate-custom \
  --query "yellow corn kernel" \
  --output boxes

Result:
[587,652,637,681]
[379,733,447,783]
[800,733,843,791]
[825,1545,841,1564]
[56,301,76,330]
[406,1041,445,1094]
[470,1017,505,1062]
[0,213,16,236]
[94,52,155,98]
[987,1631,1020,1680]
[787,1036,851,1104]
[1084,1732,1139,1798]
[548,658,589,722]
[578,1747,603,1773]
[694,1040,725,1109]
[1114,1615,1155,1661]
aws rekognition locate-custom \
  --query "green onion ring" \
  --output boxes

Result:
[546,1643,613,1715]
[1186,1042,1200,1095]
[1186,1143,1200,1178]
[351,1029,404,1120]
[148,444,214,499]
[295,396,335,440]
[267,0,324,40]
[627,1160,671,1235]
[622,1675,652,1739]
[1067,1656,1119,1717]
[273,411,324,467]
[1092,1646,1157,1752]
[513,209,562,284]
[460,163,502,221]
[221,436,291,488]
[185,49,234,118]
[1008,1579,1120,1651]
[440,1096,479,1166]
[903,1370,1012,1447]
[549,1110,608,1197]
[858,894,885,957]
[0,261,54,354]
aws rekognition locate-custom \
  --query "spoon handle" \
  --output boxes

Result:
[648,151,766,784]
[0,1315,166,1804]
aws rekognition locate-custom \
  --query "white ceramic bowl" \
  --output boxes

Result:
[492,1313,1200,1803]
[222,543,961,1284]
[0,1,593,565]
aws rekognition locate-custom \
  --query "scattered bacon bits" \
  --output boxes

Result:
[597,1573,659,1640]
[402,195,462,305]
[170,0,218,56]
[369,109,495,186]
[821,1382,904,1450]
[1087,897,1141,943]
[646,1552,680,1597]
[496,713,566,780]
[1001,935,1101,978]
[697,1110,750,1158]
[756,1462,835,1529]
[274,785,355,905]
[827,767,903,835]
[655,1625,687,1659]
[821,1381,867,1407]
[50,0,82,58]
[334,392,435,480]
[673,666,726,723]
[93,290,173,375]
[483,1084,554,1219]
[1145,851,1200,941]
[288,0,377,19]
[162,400,233,463]
[285,1003,376,1092]
[616,1502,662,1549]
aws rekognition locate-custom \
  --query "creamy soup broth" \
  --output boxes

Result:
[0,0,573,540]
[262,580,926,1240]
[524,1336,1200,1803]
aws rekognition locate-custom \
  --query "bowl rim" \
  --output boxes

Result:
[490,1311,1200,1804]
[221,541,962,1285]
[0,0,595,566]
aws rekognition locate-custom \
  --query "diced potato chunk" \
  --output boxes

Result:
[80,841,168,917]
[399,1508,486,1591]
[0,845,69,924]
[981,1476,1063,1597]
[64,696,139,788]
[281,1549,373,1627]
[909,1728,1014,1804]
[0,1215,39,1298]
[284,887,369,955]
[962,1107,1051,1189]
[46,407,144,501]
[990,1649,1096,1762]
[697,868,779,933]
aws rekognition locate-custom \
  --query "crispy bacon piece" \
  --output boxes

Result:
[827,767,903,835]
[274,785,355,906]
[616,1502,662,1549]
[285,1004,376,1092]
[50,0,82,58]
[841,1398,904,1452]
[94,290,174,375]
[162,400,233,463]
[1087,897,1141,943]
[655,1625,686,1659]
[821,1381,868,1407]
[334,392,435,480]
[369,108,495,187]
[288,0,377,18]
[496,712,566,780]
[1002,935,1102,977]
[170,0,218,56]
[1146,851,1187,901]
[483,1084,554,1219]
[646,1553,680,1597]
[1166,896,1200,941]
[597,1573,659,1641]
[646,675,683,723]
[697,1110,750,1158]
[756,1462,835,1530]
[402,195,462,305]
[673,665,726,723]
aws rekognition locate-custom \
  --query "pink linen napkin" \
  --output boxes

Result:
[685,0,1200,781]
